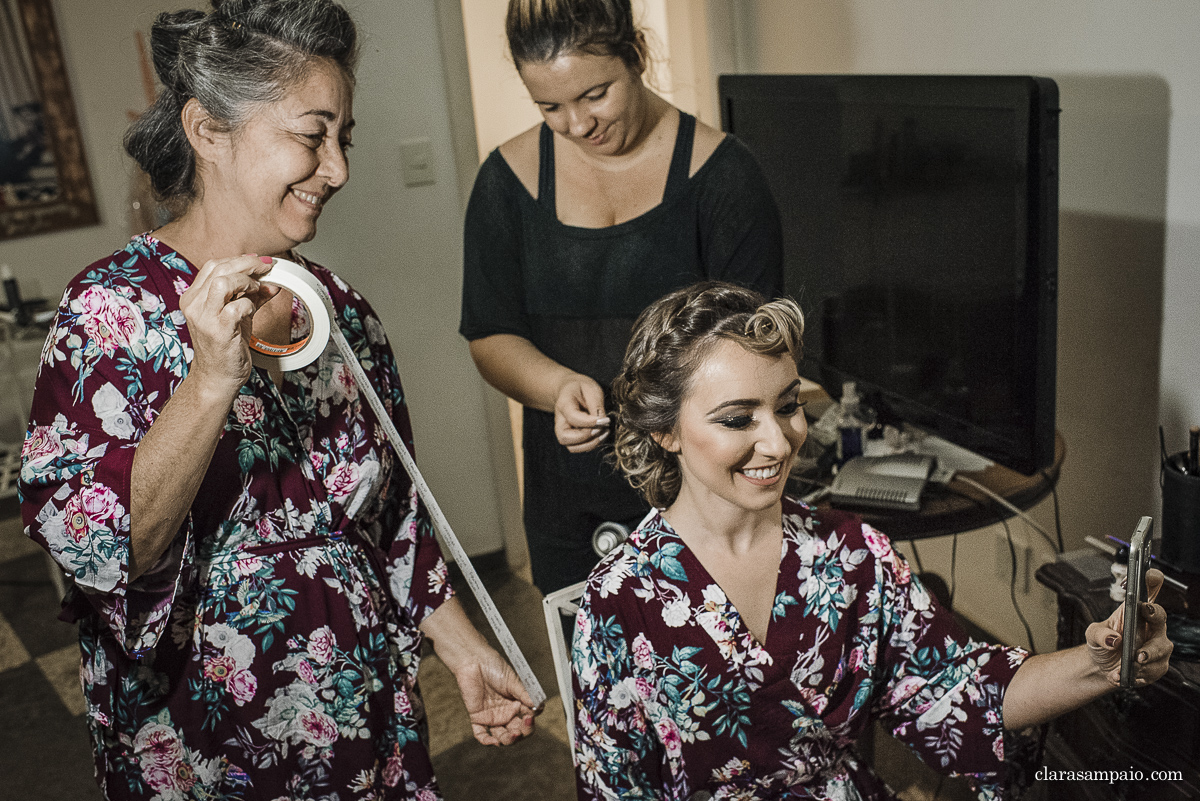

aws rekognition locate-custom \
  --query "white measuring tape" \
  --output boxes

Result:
[251,259,547,710]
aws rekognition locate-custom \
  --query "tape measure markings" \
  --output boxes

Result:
[255,260,547,709]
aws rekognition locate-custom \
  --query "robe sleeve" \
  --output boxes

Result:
[20,267,194,658]
[866,522,1030,791]
[572,586,662,801]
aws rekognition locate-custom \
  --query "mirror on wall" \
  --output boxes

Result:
[0,0,98,240]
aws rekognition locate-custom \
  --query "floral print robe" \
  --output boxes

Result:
[572,496,1029,800]
[20,234,453,800]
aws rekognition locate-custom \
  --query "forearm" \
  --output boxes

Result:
[129,373,237,579]
[468,334,577,413]
[1001,644,1113,730]
[418,597,493,672]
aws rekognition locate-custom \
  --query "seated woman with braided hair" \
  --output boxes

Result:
[570,280,1173,800]
[20,2,534,798]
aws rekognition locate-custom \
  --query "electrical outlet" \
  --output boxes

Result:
[994,528,1033,593]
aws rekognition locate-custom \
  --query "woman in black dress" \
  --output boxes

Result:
[459,0,782,596]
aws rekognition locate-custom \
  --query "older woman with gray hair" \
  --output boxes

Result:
[20,1,534,798]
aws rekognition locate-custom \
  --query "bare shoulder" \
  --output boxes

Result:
[689,117,729,177]
[496,124,543,199]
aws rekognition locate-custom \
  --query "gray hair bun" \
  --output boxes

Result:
[125,0,358,208]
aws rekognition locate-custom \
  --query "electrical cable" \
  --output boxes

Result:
[948,533,958,609]
[1041,469,1065,553]
[950,473,1061,554]
[1002,516,1038,654]
[910,539,925,578]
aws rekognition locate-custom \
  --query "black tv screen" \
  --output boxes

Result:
[720,75,1058,475]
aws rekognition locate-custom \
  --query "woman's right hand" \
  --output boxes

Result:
[554,373,611,453]
[179,254,279,396]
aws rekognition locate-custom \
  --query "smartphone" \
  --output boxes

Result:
[1120,516,1153,689]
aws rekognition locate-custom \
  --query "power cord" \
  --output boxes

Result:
[948,533,958,609]
[950,473,1062,554]
[910,539,926,577]
[1002,515,1038,653]
[1041,470,1065,553]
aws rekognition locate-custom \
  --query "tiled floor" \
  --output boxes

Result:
[0,511,576,800]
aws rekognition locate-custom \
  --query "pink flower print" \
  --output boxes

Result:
[307,626,336,665]
[631,634,654,670]
[139,725,183,765]
[204,655,238,683]
[173,277,189,297]
[323,461,361,503]
[142,762,182,792]
[395,688,412,715]
[22,425,64,465]
[227,669,257,705]
[232,395,265,426]
[332,361,358,401]
[62,495,91,542]
[78,483,120,523]
[309,449,324,474]
[336,431,350,451]
[299,708,339,747]
[77,285,145,354]
[861,525,893,561]
[289,294,309,336]
[416,789,438,801]
[255,516,273,539]
[655,718,682,759]
[296,659,316,685]
[848,646,866,673]
[992,736,1005,761]
[634,677,655,700]
[383,755,403,787]
[234,555,264,578]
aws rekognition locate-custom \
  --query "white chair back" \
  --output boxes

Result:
[541,579,587,755]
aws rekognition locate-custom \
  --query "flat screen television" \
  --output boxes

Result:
[719,75,1059,475]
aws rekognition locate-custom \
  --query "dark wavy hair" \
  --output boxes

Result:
[506,0,648,71]
[612,281,805,509]
[124,0,358,211]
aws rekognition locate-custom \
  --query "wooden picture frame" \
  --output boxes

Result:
[0,0,99,240]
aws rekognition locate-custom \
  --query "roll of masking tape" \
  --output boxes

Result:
[248,258,332,371]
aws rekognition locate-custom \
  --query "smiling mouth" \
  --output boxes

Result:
[741,463,783,482]
[292,188,325,209]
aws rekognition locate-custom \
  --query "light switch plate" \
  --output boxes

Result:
[399,138,435,187]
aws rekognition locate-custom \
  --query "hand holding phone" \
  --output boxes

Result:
[1120,516,1153,689]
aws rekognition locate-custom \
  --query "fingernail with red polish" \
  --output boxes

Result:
[260,256,274,264]
[1105,635,1118,647]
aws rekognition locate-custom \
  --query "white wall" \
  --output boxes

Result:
[697,0,1200,649]
[0,0,506,556]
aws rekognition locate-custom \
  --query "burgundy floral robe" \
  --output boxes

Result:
[20,234,453,800]
[572,496,1030,800]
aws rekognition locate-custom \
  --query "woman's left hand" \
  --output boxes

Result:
[452,646,539,746]
[1085,568,1174,687]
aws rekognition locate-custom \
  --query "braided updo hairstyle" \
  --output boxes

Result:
[612,282,805,509]
[124,0,358,210]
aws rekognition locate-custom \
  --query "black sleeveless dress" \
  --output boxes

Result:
[460,112,783,595]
